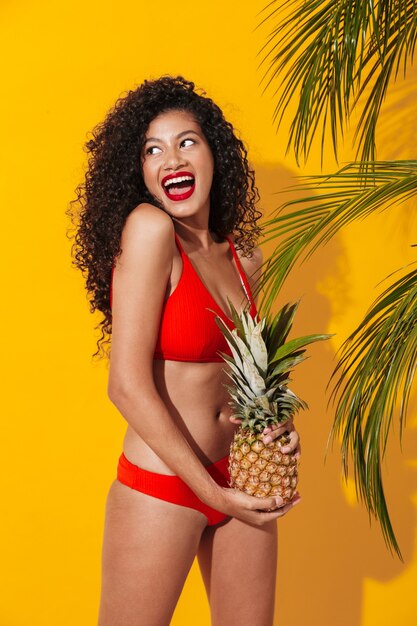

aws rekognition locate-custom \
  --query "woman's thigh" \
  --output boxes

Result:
[197,517,278,626]
[98,479,207,626]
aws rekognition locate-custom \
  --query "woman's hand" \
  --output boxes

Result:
[229,416,301,459]
[215,486,301,526]
[262,418,301,458]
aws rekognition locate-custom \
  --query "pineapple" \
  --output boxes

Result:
[215,302,329,503]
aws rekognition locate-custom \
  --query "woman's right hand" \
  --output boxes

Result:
[214,486,301,526]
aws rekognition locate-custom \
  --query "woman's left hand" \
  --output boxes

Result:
[230,416,301,458]
[262,418,301,458]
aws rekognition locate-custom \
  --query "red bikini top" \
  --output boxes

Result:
[110,233,258,363]
[154,233,258,362]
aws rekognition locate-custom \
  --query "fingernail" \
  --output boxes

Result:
[275,497,284,506]
[263,436,272,444]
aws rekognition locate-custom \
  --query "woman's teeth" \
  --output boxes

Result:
[163,175,194,189]
[162,175,195,199]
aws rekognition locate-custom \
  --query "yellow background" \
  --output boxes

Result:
[1,1,416,624]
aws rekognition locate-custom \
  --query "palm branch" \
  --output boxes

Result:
[258,0,417,554]
[258,162,417,557]
[329,265,417,558]
[258,0,417,164]
[260,161,417,308]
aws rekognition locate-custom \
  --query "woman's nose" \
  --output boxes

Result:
[163,146,186,170]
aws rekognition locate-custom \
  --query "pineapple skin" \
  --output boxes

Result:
[228,427,298,503]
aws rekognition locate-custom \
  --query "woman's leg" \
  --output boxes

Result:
[197,517,278,626]
[98,479,208,626]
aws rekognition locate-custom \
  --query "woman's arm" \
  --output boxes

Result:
[108,205,218,502]
[108,206,295,523]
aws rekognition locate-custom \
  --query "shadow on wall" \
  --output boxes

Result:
[255,164,417,626]
[377,61,417,163]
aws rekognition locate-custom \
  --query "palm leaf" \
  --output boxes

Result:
[258,0,417,163]
[259,160,417,313]
[353,1,417,163]
[258,160,417,554]
[329,266,417,558]
[258,0,417,557]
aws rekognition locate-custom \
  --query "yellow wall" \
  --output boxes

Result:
[1,1,416,624]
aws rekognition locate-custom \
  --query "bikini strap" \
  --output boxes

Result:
[173,232,186,257]
[225,236,256,311]
[174,232,256,312]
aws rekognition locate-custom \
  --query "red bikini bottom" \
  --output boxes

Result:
[116,452,230,526]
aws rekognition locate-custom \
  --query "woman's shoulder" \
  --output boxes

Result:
[121,203,175,250]
[114,204,176,274]
[125,203,174,233]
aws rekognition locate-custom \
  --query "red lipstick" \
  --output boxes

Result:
[161,171,195,202]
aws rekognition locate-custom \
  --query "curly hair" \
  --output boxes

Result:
[67,75,262,358]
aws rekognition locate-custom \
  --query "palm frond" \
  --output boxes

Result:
[258,0,417,163]
[259,160,417,313]
[329,266,417,558]
[257,159,417,555]
[354,2,417,163]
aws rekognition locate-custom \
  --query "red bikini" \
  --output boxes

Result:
[117,452,231,525]
[112,230,258,525]
[154,233,257,361]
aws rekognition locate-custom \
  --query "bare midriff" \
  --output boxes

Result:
[121,359,236,475]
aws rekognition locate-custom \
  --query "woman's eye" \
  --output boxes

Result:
[145,145,162,155]
[181,138,195,148]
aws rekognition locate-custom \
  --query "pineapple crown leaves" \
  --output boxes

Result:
[264,302,330,368]
[214,300,331,430]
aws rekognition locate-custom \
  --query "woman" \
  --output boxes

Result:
[70,76,301,626]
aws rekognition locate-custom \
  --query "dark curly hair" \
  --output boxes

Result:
[67,75,262,358]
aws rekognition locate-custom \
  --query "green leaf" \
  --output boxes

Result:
[267,352,308,378]
[260,161,417,312]
[258,0,417,163]
[214,299,328,435]
[269,333,330,364]
[328,265,417,558]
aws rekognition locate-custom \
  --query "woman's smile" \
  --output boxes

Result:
[161,170,196,201]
